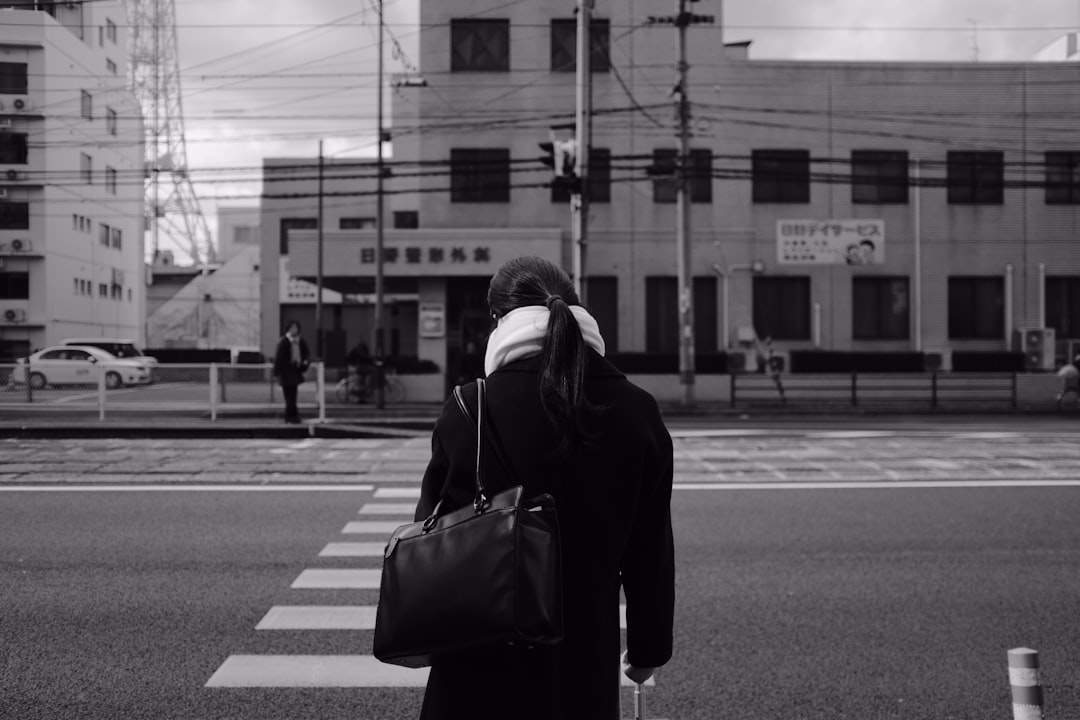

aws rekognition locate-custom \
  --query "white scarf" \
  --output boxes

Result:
[484,305,606,376]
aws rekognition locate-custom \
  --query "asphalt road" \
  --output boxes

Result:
[2,425,1080,719]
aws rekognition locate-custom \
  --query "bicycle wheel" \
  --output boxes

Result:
[1059,389,1079,413]
[385,376,405,403]
[335,377,350,403]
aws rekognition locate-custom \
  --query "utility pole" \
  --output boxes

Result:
[572,0,594,300]
[316,140,324,360]
[373,0,386,410]
[675,0,695,407]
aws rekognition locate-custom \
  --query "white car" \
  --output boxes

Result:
[13,345,152,390]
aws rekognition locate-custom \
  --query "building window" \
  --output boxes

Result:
[753,276,811,340]
[105,166,117,195]
[99,283,108,298]
[0,202,29,229]
[0,271,29,299]
[393,210,419,229]
[644,276,718,353]
[106,18,117,43]
[1045,152,1080,204]
[1046,276,1080,339]
[584,276,618,352]
[81,90,93,120]
[451,19,510,72]
[339,217,375,229]
[450,148,510,203]
[550,18,610,73]
[106,107,117,136]
[99,223,110,246]
[752,149,810,203]
[652,149,712,204]
[80,153,92,183]
[0,62,27,94]
[553,147,611,204]
[948,276,1004,339]
[279,217,317,255]
[852,277,910,340]
[111,227,122,249]
[947,151,1004,205]
[852,150,908,204]
[106,59,117,76]
[0,133,27,164]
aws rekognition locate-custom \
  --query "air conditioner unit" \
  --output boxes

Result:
[924,349,953,372]
[11,97,31,112]
[1013,327,1055,371]
[1066,340,1080,365]
[4,169,21,182]
[0,118,12,129]
[9,238,31,252]
[765,350,790,374]
[0,188,7,198]
[727,348,758,373]
[3,308,26,323]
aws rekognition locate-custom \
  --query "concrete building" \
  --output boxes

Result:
[0,2,145,361]
[269,1,1080,395]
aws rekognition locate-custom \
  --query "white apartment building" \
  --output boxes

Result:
[273,0,1080,393]
[0,3,145,362]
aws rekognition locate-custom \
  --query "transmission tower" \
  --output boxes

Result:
[125,0,216,266]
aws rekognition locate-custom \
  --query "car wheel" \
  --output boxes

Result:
[105,371,123,390]
[28,372,46,390]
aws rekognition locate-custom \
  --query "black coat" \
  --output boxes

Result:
[414,351,675,720]
[272,335,309,386]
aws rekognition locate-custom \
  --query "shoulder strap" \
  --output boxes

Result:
[452,379,516,497]
[453,380,486,509]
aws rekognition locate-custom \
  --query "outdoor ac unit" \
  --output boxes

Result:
[765,350,790,374]
[1066,340,1080,365]
[727,348,758,373]
[924,349,953,372]
[0,118,12,129]
[4,169,21,181]
[3,308,25,323]
[1013,327,1055,371]
[9,238,31,252]
[0,188,7,198]
[11,97,31,112]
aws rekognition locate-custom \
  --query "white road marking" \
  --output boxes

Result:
[205,655,654,688]
[0,485,375,492]
[256,606,378,630]
[373,487,421,499]
[291,569,382,589]
[319,542,386,557]
[673,479,1080,490]
[342,520,402,535]
[358,503,415,515]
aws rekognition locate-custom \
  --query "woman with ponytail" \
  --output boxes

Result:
[414,257,675,720]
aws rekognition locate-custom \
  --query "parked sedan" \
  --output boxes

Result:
[12,346,152,390]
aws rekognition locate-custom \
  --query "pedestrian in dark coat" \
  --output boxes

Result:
[413,257,675,720]
[273,320,309,423]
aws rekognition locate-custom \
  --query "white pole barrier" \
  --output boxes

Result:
[317,362,326,423]
[97,364,106,421]
[1008,647,1044,720]
[209,363,218,422]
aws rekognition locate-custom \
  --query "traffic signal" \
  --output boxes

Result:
[538,138,577,178]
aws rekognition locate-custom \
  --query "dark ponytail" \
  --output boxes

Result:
[487,257,603,454]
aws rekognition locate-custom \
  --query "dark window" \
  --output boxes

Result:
[0,271,28,299]
[451,19,510,72]
[852,277,910,340]
[111,227,121,249]
[550,18,610,73]
[948,276,1004,339]
[105,166,117,195]
[106,59,117,76]
[947,151,1004,204]
[1045,152,1080,204]
[106,18,117,43]
[80,152,92,183]
[752,150,810,203]
[80,90,92,120]
[1046,276,1080,339]
[0,202,29,229]
[99,223,110,246]
[0,62,27,94]
[583,276,618,352]
[279,217,317,255]
[851,150,908,204]
[106,107,117,136]
[753,276,811,340]
[553,147,611,203]
[652,149,712,203]
[0,133,27,164]
[339,217,375,229]
[644,276,718,353]
[450,148,510,203]
[0,339,31,363]
[393,210,419,229]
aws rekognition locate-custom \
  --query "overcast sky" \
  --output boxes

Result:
[160,0,1079,262]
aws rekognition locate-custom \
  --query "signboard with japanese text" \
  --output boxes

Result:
[777,220,885,265]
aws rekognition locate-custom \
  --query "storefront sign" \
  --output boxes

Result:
[358,245,491,266]
[777,220,885,265]
[419,303,445,338]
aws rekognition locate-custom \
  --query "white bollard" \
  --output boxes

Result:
[209,363,218,422]
[317,362,326,423]
[1008,647,1044,720]
[97,364,106,421]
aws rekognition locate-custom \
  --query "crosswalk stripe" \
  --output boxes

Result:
[256,606,378,630]
[205,654,654,688]
[373,487,421,499]
[342,520,401,535]
[319,541,385,557]
[291,569,381,589]
[358,503,415,515]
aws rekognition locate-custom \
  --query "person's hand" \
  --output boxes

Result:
[621,650,655,684]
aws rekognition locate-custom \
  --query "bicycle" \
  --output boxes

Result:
[335,368,405,404]
[1058,386,1079,413]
